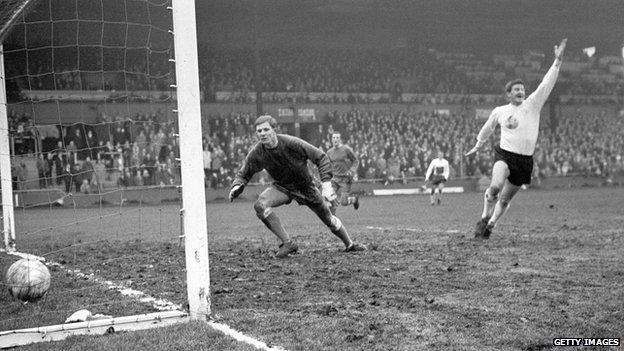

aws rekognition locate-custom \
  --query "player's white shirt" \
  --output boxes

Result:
[477,60,561,156]
[426,158,450,180]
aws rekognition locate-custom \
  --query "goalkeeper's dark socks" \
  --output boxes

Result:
[260,212,290,243]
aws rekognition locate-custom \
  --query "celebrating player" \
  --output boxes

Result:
[465,38,567,239]
[425,150,450,206]
[326,132,360,213]
[229,115,366,258]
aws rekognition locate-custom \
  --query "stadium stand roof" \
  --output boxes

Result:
[0,0,40,44]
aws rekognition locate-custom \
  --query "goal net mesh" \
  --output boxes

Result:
[0,0,189,331]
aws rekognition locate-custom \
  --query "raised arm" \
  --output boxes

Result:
[528,38,567,107]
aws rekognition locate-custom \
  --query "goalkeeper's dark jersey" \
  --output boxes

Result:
[233,134,333,192]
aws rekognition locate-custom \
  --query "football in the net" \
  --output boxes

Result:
[5,258,51,302]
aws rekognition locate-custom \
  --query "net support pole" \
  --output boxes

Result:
[170,0,211,320]
[0,45,16,251]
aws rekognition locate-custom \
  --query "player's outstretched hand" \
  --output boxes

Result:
[465,146,479,157]
[229,184,244,202]
[321,181,337,202]
[554,38,567,60]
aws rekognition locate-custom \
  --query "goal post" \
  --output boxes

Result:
[0,0,28,253]
[0,0,212,344]
[171,0,211,320]
[0,44,16,252]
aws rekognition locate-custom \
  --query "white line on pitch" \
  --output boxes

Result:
[7,250,46,261]
[365,226,461,234]
[5,250,287,351]
[208,321,287,351]
[365,226,423,232]
[365,226,390,231]
[401,228,423,232]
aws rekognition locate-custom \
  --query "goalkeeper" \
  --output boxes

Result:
[229,115,366,258]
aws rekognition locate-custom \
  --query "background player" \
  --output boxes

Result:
[229,115,366,258]
[326,132,360,213]
[425,150,450,205]
[465,38,567,239]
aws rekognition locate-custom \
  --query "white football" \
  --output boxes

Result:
[5,258,51,302]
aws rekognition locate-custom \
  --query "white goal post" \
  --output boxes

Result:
[171,0,211,320]
[0,0,210,326]
[0,44,16,253]
[0,0,212,345]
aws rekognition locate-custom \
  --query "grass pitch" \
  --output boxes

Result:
[2,186,623,350]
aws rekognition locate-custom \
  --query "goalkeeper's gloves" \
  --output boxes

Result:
[229,184,245,202]
[321,181,337,202]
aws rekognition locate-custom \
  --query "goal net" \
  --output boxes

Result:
[0,0,209,346]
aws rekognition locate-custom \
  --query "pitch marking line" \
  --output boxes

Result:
[209,321,287,351]
[366,226,460,234]
[3,250,287,351]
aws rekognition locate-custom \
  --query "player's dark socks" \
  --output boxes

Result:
[259,212,290,243]
[352,196,360,210]
[483,223,494,239]
[474,218,489,239]
[276,241,298,258]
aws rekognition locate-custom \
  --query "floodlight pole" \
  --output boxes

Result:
[170,0,211,320]
[0,45,16,252]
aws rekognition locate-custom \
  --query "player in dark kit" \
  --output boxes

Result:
[229,115,366,258]
[326,132,360,213]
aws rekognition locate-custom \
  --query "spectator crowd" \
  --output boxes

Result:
[6,46,624,106]
[198,47,623,104]
[9,105,624,192]
[198,108,624,189]
[10,109,181,193]
[5,44,624,192]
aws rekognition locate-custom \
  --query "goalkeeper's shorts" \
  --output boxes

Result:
[272,182,324,207]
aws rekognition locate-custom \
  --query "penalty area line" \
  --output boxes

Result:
[3,250,287,351]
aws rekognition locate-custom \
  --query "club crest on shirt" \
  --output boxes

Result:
[504,115,519,129]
